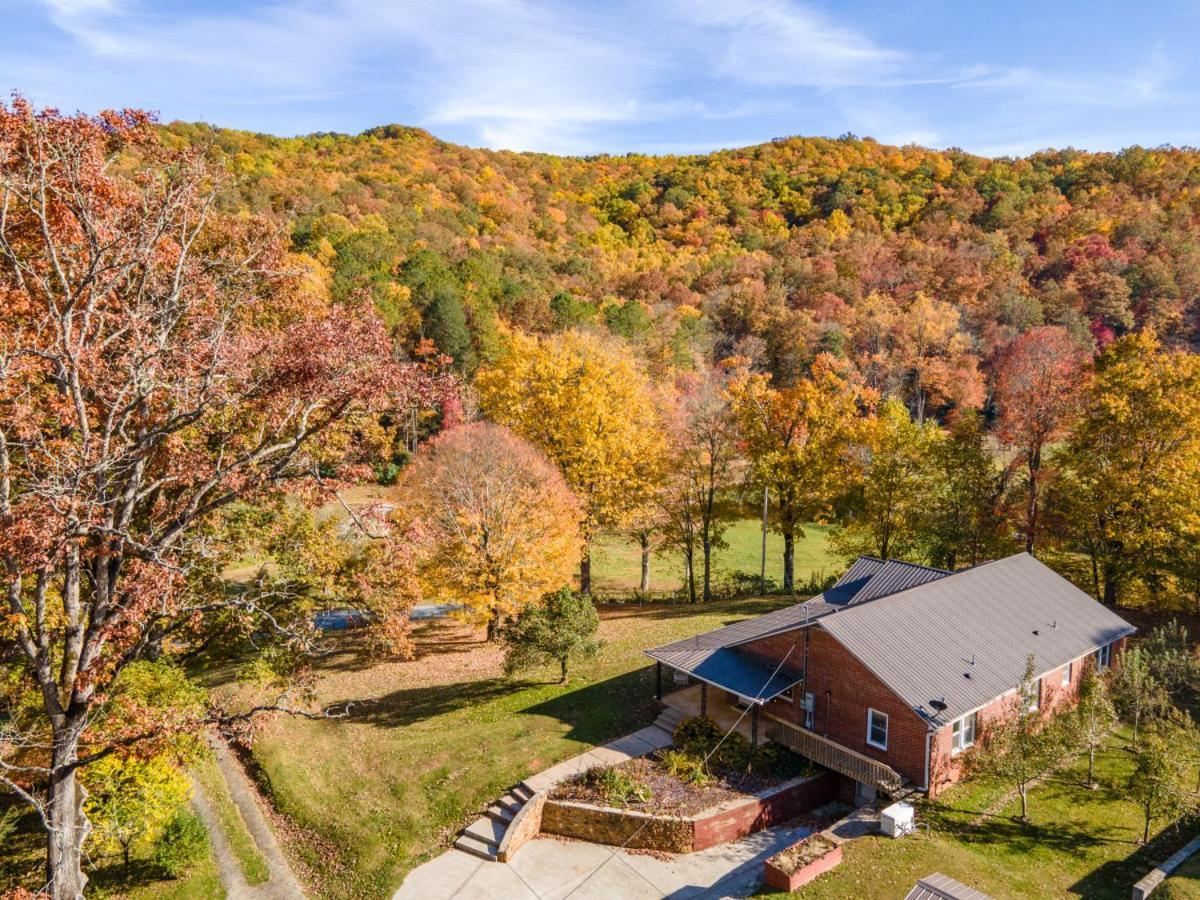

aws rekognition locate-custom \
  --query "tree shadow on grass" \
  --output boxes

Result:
[521,666,659,746]
[335,676,524,729]
[1070,822,1198,899]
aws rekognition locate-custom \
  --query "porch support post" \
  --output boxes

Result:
[751,705,759,747]
[655,662,662,701]
[700,682,708,716]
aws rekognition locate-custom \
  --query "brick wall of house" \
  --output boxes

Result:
[737,628,1130,799]
[927,636,1130,798]
[741,625,931,788]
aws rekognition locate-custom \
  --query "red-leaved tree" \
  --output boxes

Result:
[994,325,1090,554]
[0,99,441,898]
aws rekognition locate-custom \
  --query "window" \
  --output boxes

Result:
[803,692,815,730]
[867,708,888,750]
[951,712,977,754]
[1062,662,1072,687]
[1027,678,1042,712]
[1095,642,1112,671]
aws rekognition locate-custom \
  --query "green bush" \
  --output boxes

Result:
[581,765,652,806]
[153,808,209,877]
[658,749,713,787]
[673,715,722,756]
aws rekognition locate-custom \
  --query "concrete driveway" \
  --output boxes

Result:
[394,821,812,900]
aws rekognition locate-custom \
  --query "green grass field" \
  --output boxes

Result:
[758,725,1198,900]
[589,518,839,594]
[234,595,800,898]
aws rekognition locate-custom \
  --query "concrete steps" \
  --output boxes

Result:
[454,786,532,860]
[653,705,686,736]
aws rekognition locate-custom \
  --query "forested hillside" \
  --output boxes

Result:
[170,122,1200,414]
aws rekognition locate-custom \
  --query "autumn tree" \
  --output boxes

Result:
[892,293,984,423]
[834,397,934,561]
[396,423,581,639]
[501,587,600,683]
[476,329,665,594]
[918,410,1008,569]
[0,101,438,898]
[968,656,1070,819]
[84,755,191,869]
[728,354,862,593]
[661,371,738,602]
[1054,332,1200,604]
[994,326,1089,554]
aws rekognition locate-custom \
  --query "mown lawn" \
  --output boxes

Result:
[228,595,803,899]
[759,725,1199,900]
[590,519,839,594]
[194,753,270,885]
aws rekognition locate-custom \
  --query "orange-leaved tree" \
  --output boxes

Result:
[994,325,1090,555]
[0,100,442,898]
[396,422,582,638]
[475,329,665,594]
[728,354,864,593]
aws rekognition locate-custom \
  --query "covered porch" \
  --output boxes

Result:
[654,666,906,797]
[659,682,758,743]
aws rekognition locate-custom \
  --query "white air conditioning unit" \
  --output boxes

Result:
[880,801,915,838]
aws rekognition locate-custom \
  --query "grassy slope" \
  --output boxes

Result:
[194,754,271,885]
[240,595,806,898]
[590,519,839,593]
[1162,852,1200,899]
[759,726,1198,900]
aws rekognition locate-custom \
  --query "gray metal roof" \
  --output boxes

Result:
[905,872,993,900]
[819,553,1137,726]
[848,558,950,604]
[822,555,887,605]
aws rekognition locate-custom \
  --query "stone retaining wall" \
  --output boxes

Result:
[541,769,838,853]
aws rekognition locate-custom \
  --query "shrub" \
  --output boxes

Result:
[153,808,209,878]
[581,764,652,806]
[673,715,722,756]
[659,749,713,787]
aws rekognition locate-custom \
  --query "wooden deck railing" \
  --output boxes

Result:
[762,713,905,795]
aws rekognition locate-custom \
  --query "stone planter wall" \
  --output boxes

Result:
[541,769,837,853]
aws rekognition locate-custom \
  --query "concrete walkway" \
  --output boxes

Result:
[397,822,812,900]
[400,720,813,899]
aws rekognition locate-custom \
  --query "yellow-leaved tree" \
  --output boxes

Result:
[397,422,582,638]
[476,330,666,593]
[728,354,865,593]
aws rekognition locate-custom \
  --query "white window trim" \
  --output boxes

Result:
[1062,662,1072,686]
[866,708,888,751]
[950,711,977,755]
[1095,642,1113,671]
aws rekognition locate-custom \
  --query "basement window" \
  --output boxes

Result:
[951,711,977,754]
[867,708,888,750]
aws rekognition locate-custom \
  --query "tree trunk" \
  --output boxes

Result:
[1103,574,1118,606]
[782,530,795,594]
[486,609,501,642]
[1142,806,1152,844]
[1025,448,1041,555]
[1088,747,1096,787]
[639,534,650,594]
[701,538,712,603]
[580,546,591,596]
[46,727,90,900]
[684,548,697,604]
[1018,782,1028,820]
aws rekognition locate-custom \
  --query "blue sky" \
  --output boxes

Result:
[4,0,1200,157]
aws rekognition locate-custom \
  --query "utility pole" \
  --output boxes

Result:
[760,486,769,595]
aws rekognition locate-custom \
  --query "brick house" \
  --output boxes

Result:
[645,553,1134,801]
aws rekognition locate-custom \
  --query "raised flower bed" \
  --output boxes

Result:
[763,832,842,891]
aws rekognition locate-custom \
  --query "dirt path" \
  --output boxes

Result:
[192,737,308,900]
